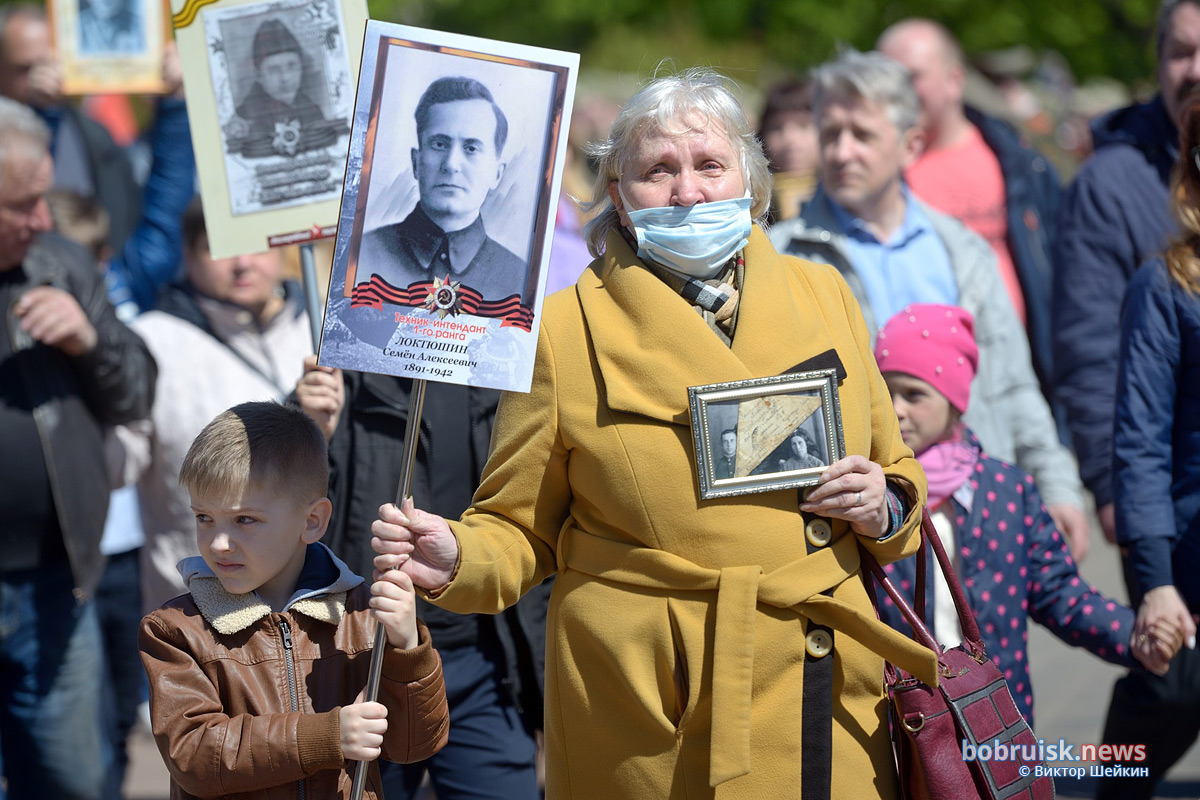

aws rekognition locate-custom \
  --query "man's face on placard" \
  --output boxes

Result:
[90,0,127,22]
[720,431,737,458]
[258,51,302,107]
[412,98,505,231]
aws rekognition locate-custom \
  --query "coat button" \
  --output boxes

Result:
[805,518,832,548]
[806,629,832,659]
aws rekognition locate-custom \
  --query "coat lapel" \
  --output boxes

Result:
[578,231,748,424]
[731,226,840,377]
[577,227,839,425]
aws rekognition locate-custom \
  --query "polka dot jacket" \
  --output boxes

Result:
[873,427,1135,728]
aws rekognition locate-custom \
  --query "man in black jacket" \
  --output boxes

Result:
[296,364,548,800]
[1057,5,1200,798]
[1052,0,1194,549]
[0,96,156,799]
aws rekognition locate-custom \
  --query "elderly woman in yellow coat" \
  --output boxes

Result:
[372,68,939,799]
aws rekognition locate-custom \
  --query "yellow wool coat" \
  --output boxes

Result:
[431,227,939,799]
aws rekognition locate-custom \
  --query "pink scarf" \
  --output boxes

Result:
[916,427,979,510]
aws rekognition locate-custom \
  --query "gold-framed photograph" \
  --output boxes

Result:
[689,369,845,500]
[50,0,170,95]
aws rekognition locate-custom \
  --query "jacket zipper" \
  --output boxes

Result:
[279,619,305,800]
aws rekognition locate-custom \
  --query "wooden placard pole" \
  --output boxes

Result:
[349,378,427,800]
[299,243,323,351]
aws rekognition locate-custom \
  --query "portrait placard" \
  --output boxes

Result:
[316,21,579,394]
[50,0,169,94]
[173,0,367,258]
[689,370,845,500]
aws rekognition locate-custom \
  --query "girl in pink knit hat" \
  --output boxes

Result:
[870,303,1179,726]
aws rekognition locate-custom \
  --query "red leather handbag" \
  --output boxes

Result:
[862,510,1056,800]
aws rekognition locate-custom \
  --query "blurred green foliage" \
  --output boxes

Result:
[366,0,1163,89]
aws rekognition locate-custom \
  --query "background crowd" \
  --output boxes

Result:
[1,0,1199,797]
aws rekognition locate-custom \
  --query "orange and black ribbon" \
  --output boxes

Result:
[351,274,534,331]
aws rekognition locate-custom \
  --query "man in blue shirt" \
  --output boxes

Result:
[770,48,1089,556]
[824,185,957,326]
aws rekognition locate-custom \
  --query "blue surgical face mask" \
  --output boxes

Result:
[619,187,753,279]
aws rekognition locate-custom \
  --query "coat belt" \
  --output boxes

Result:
[558,526,940,788]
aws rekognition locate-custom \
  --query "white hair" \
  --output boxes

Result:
[812,48,921,135]
[0,96,49,186]
[581,66,771,257]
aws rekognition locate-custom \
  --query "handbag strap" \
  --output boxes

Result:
[861,507,988,678]
[914,531,928,622]
[918,508,984,648]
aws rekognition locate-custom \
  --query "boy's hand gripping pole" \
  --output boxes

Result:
[350,378,427,800]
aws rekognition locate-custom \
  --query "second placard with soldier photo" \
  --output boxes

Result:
[50,0,169,93]
[173,0,368,256]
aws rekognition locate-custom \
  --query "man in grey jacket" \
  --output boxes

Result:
[769,49,1090,559]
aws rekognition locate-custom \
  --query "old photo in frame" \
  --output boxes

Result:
[689,370,845,500]
[50,0,169,94]
[316,21,579,394]
[173,0,368,258]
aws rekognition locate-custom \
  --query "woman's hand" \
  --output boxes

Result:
[1131,612,1184,676]
[800,455,889,538]
[1131,585,1198,675]
[371,498,460,592]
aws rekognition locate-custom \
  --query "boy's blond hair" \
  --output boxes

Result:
[180,402,328,506]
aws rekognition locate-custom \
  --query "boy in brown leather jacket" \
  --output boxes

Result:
[138,401,448,800]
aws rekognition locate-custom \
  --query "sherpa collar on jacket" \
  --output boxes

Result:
[177,542,364,635]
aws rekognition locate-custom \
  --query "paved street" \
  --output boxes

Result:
[122,728,168,800]
[123,528,1200,799]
